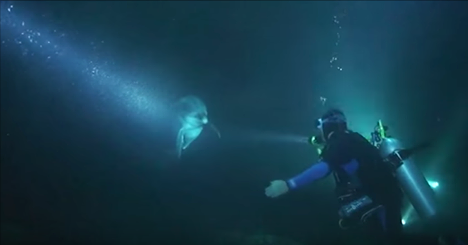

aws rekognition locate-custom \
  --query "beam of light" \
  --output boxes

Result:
[401,205,414,227]
[320,7,389,138]
[1,2,168,123]
[426,98,467,183]
[231,129,310,145]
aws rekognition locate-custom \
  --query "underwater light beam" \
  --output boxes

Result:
[229,128,310,146]
[0,3,165,122]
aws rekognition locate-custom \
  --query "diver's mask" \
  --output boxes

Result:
[315,114,347,129]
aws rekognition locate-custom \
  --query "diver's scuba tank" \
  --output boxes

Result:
[376,120,437,220]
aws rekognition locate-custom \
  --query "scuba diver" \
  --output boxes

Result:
[265,109,430,245]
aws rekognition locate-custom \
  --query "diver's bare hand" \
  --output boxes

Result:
[265,180,289,198]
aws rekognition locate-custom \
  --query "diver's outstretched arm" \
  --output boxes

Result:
[209,123,221,138]
[265,161,331,198]
[287,161,331,190]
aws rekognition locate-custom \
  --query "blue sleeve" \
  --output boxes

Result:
[287,161,331,190]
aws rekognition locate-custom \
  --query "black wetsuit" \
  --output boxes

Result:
[325,131,404,243]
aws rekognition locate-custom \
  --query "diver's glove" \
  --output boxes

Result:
[265,180,289,198]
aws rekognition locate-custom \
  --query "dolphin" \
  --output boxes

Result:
[174,96,220,158]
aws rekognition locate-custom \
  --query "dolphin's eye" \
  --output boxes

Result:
[198,113,207,119]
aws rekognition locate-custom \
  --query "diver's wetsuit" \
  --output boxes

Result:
[287,130,405,244]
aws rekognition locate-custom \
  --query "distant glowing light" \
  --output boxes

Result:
[401,219,406,225]
[428,181,439,189]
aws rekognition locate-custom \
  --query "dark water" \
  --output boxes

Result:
[1,1,467,244]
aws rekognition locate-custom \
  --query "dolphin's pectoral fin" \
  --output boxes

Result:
[181,126,203,151]
[176,128,185,159]
[209,123,221,139]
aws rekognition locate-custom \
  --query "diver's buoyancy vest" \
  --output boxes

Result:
[319,131,364,201]
[332,162,364,203]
